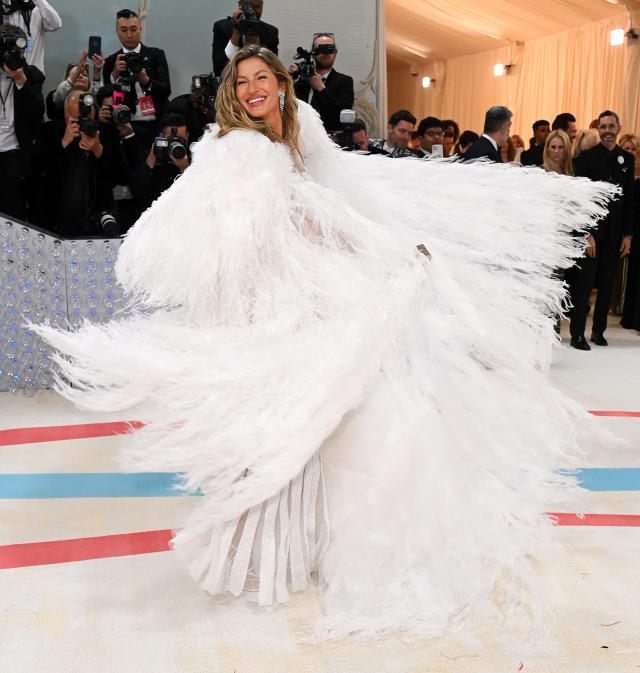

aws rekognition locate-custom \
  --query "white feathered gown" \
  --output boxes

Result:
[36,102,614,639]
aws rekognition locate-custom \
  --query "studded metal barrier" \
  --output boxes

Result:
[0,216,125,394]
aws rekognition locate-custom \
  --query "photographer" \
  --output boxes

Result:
[212,0,278,77]
[33,89,125,236]
[290,33,354,133]
[104,8,171,158]
[96,84,141,230]
[168,74,218,146]
[0,23,44,220]
[130,113,190,213]
[1,0,61,75]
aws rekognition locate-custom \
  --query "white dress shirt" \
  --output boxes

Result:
[2,0,62,74]
[0,72,20,152]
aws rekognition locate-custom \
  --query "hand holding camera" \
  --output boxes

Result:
[230,2,261,46]
[111,53,129,81]
[0,30,27,84]
[148,128,190,172]
[61,116,80,149]
[78,127,103,157]
[113,52,150,88]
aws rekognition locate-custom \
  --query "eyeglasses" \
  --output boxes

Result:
[313,32,335,39]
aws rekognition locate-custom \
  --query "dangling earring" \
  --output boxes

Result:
[278,90,285,113]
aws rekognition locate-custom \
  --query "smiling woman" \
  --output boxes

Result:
[216,45,301,158]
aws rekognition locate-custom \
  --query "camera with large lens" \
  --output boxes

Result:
[92,210,120,237]
[0,32,27,71]
[122,51,148,75]
[294,47,316,80]
[153,127,189,163]
[77,93,99,138]
[236,1,259,37]
[111,90,131,124]
[191,73,219,112]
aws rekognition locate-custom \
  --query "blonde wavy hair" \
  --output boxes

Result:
[571,129,598,159]
[216,45,302,159]
[543,129,574,175]
[619,133,640,155]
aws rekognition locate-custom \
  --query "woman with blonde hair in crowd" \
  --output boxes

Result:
[619,133,640,330]
[543,129,596,347]
[572,129,599,160]
[544,128,574,175]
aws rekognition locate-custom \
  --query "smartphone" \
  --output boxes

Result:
[88,35,101,58]
[431,143,444,158]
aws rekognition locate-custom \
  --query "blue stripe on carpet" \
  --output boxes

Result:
[0,468,638,498]
[0,473,202,498]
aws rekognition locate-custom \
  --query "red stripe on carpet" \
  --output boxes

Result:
[588,411,640,418]
[0,530,173,569]
[3,514,640,570]
[550,512,640,527]
[0,421,145,446]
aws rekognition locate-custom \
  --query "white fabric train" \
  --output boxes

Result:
[36,101,615,639]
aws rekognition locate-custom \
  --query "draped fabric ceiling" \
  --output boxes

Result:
[386,0,640,139]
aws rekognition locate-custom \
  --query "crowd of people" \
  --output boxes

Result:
[353,105,640,345]
[0,0,357,238]
[0,0,638,342]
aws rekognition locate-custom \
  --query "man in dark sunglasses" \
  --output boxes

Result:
[290,32,354,133]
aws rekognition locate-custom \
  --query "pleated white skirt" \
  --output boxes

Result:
[172,452,329,606]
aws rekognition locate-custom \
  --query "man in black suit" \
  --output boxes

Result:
[571,109,634,348]
[105,9,171,158]
[291,33,354,133]
[521,119,550,167]
[212,0,279,77]
[464,106,512,162]
[0,23,44,220]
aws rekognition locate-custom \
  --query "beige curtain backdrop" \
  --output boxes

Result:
[388,11,640,138]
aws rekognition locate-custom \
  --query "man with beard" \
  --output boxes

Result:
[572,110,634,348]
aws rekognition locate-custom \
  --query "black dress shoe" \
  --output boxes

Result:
[570,336,591,351]
[590,332,608,346]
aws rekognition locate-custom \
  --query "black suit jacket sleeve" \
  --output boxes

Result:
[144,46,171,102]
[212,19,232,77]
[621,155,635,237]
[15,65,45,146]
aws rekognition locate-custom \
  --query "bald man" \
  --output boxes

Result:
[33,89,126,236]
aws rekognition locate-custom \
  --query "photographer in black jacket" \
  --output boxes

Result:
[212,0,279,76]
[0,23,44,220]
[168,74,217,146]
[33,90,125,236]
[130,113,190,213]
[290,33,354,133]
[105,9,171,160]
